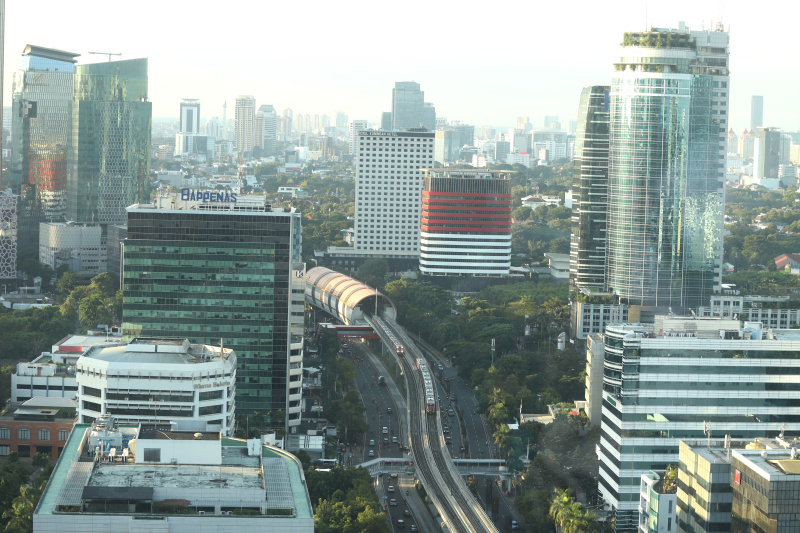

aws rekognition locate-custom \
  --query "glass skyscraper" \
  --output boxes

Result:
[569,85,610,293]
[391,81,425,130]
[605,27,727,311]
[67,58,151,225]
[121,195,303,426]
[9,45,79,251]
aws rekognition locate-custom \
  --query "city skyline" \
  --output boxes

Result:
[4,0,800,133]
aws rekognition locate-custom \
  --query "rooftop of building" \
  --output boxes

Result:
[420,167,515,178]
[36,424,313,519]
[1,398,77,422]
[733,447,800,479]
[80,338,234,367]
[137,426,220,441]
[607,316,800,342]
[22,44,80,62]
[127,193,297,214]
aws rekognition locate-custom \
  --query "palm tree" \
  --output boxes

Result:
[548,488,574,533]
[3,481,44,532]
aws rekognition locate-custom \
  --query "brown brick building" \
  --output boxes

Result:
[0,397,76,460]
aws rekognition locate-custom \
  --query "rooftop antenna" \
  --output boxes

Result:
[89,51,121,62]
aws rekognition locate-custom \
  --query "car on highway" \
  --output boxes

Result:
[388,485,395,492]
[404,509,411,516]
[382,426,388,434]
[368,450,375,457]
[390,473,398,478]
[369,439,375,446]
[437,364,444,371]
[511,520,520,530]
[448,408,455,417]
[450,393,456,400]
[390,499,397,506]
[411,525,418,532]
[392,436,398,443]
[397,519,405,528]
[387,406,392,414]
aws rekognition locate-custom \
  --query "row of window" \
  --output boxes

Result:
[0,428,69,441]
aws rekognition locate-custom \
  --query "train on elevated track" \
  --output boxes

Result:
[373,316,435,414]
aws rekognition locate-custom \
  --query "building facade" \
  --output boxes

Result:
[569,85,610,293]
[10,45,79,250]
[677,439,736,533]
[75,338,236,435]
[392,81,425,130]
[234,95,255,155]
[349,119,368,154]
[598,317,800,531]
[0,192,17,279]
[121,194,303,429]
[638,471,677,533]
[67,58,151,225]
[419,168,512,276]
[256,104,277,156]
[39,222,106,277]
[179,98,200,134]
[353,130,434,259]
[605,26,727,310]
[750,95,763,132]
[753,127,783,182]
[0,397,76,460]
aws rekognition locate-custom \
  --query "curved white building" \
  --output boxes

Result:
[76,338,236,436]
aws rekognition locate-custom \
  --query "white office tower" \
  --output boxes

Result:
[349,120,368,154]
[353,130,434,258]
[235,95,256,155]
[256,104,277,156]
[76,338,237,436]
[205,117,220,138]
[39,222,106,277]
[179,99,200,134]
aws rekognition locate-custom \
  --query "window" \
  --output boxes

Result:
[38,429,50,441]
[18,428,30,440]
[0,445,8,456]
[58,430,69,441]
[0,428,8,439]
[143,448,161,462]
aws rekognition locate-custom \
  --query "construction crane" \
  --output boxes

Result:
[89,51,121,62]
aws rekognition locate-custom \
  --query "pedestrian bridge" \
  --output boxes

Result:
[358,457,507,476]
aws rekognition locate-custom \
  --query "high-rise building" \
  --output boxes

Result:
[381,111,392,131]
[434,129,460,163]
[179,99,200,134]
[121,193,304,429]
[753,127,783,182]
[334,111,348,128]
[10,45,79,249]
[256,104,277,156]
[205,117,220,138]
[597,317,800,531]
[39,222,106,277]
[727,127,738,154]
[605,25,727,311]
[391,81,425,130]
[349,119,368,155]
[739,128,755,159]
[67,58,151,226]
[569,86,610,293]
[422,102,436,131]
[234,95,255,155]
[543,115,560,129]
[419,168,512,276]
[353,130,434,258]
[750,95,763,131]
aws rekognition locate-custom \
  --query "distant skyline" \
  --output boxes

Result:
[5,0,800,132]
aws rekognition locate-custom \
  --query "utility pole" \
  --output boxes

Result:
[491,338,496,367]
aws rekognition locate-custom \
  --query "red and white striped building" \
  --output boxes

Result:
[419,168,512,276]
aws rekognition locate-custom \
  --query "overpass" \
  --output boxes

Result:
[359,457,507,477]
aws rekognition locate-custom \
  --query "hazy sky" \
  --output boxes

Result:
[5,0,800,132]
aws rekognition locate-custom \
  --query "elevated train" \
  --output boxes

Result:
[372,316,405,356]
[417,358,437,415]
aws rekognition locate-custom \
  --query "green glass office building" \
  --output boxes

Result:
[121,196,303,424]
[605,27,728,311]
[67,58,151,225]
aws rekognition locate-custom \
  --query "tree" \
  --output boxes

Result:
[549,488,575,533]
[2,480,44,533]
[78,293,112,328]
[55,272,83,294]
[513,206,533,221]
[356,259,389,290]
